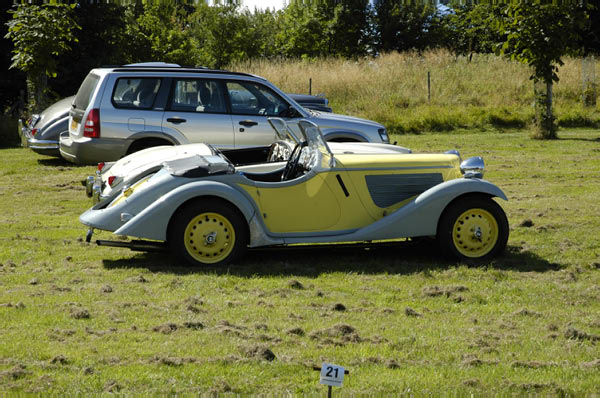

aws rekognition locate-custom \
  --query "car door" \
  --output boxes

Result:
[226,81,292,148]
[162,78,234,149]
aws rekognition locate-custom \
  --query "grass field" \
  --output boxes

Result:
[233,51,600,135]
[1,128,599,394]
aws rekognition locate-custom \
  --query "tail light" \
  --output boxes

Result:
[108,176,116,187]
[97,162,105,171]
[31,128,38,137]
[83,108,100,138]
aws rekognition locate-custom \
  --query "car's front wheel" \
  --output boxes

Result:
[437,195,509,261]
[169,199,248,266]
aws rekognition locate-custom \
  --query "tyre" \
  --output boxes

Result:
[437,195,509,261]
[169,199,248,266]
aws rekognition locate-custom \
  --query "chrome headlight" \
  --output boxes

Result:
[460,156,485,178]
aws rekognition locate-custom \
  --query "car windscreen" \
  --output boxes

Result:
[73,73,100,111]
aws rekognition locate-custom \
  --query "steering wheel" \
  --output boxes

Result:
[281,141,307,181]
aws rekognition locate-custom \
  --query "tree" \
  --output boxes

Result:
[495,3,588,139]
[373,0,442,53]
[445,3,503,60]
[5,4,79,114]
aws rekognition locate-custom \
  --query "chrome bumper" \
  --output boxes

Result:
[85,171,103,204]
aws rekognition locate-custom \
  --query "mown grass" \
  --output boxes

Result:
[233,51,600,135]
[1,128,599,394]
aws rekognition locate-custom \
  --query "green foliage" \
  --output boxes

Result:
[5,4,79,78]
[373,0,444,52]
[445,3,503,59]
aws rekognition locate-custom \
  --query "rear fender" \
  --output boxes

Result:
[114,181,256,241]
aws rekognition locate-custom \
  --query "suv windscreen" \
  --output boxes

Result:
[73,73,100,111]
[112,77,162,109]
[227,81,289,116]
[168,79,226,113]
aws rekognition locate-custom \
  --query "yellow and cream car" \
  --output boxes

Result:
[80,119,509,265]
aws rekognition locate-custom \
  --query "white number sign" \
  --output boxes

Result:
[319,363,344,387]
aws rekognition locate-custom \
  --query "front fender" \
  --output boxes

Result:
[356,177,507,240]
[114,181,256,241]
[283,178,507,244]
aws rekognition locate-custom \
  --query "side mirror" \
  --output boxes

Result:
[284,107,302,118]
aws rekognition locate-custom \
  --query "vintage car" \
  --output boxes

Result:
[84,122,408,203]
[80,119,509,265]
[18,95,75,157]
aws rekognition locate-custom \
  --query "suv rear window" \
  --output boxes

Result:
[73,73,100,111]
[112,77,162,109]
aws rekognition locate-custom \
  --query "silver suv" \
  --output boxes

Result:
[60,63,389,165]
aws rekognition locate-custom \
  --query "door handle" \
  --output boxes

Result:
[167,117,186,124]
[239,120,258,127]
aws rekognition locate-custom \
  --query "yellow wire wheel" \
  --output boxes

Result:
[451,208,499,258]
[184,212,236,264]
[170,199,248,266]
[437,195,509,261]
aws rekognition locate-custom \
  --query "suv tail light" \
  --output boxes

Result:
[83,108,100,138]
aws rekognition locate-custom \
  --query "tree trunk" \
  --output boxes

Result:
[532,80,557,139]
[26,72,48,115]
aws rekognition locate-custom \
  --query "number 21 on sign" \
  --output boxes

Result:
[320,363,344,387]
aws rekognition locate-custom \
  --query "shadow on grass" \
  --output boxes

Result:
[37,157,80,167]
[102,240,561,277]
[558,136,600,143]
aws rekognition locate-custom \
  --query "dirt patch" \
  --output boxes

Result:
[152,323,178,334]
[183,321,204,330]
[240,345,276,361]
[104,380,121,393]
[519,219,534,227]
[581,359,600,368]
[126,275,148,283]
[331,303,346,311]
[405,307,422,317]
[461,355,499,367]
[511,361,556,369]
[287,279,304,290]
[100,285,113,293]
[214,320,246,337]
[49,355,68,365]
[70,308,90,319]
[51,285,72,292]
[287,327,305,336]
[151,356,197,366]
[463,379,480,387]
[309,324,361,344]
[565,327,600,341]
[422,285,469,298]
[208,378,234,394]
[513,308,542,317]
[0,365,28,380]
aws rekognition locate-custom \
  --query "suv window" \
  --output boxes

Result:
[227,81,289,116]
[73,73,100,111]
[112,77,161,109]
[168,79,227,113]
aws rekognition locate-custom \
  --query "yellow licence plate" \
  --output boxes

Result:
[71,119,79,131]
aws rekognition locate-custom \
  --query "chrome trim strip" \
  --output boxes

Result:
[330,165,453,172]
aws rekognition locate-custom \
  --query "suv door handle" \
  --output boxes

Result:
[167,117,186,124]
[239,120,258,127]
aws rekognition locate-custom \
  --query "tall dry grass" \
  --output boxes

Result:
[231,50,600,134]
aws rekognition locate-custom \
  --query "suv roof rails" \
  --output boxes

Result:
[107,66,261,79]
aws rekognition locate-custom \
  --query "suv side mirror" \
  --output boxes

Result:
[283,107,302,118]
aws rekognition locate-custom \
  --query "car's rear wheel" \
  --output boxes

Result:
[126,138,173,155]
[437,195,508,261]
[169,199,248,266]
